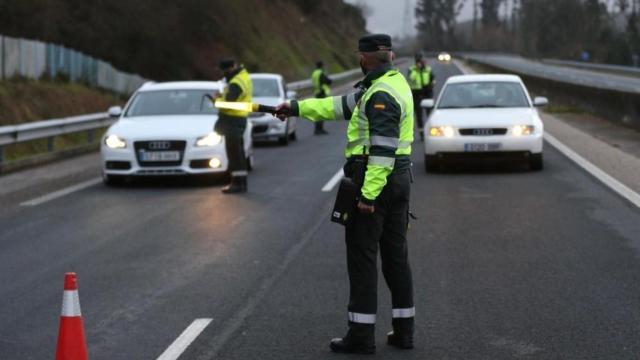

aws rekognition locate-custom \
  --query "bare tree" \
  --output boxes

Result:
[415,0,466,49]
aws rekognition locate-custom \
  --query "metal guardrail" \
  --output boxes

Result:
[459,53,640,129]
[286,68,362,91]
[461,53,640,94]
[0,113,114,163]
[0,66,364,168]
[542,59,640,76]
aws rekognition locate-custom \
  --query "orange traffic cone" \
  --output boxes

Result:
[55,272,88,360]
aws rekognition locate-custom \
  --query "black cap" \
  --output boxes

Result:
[219,58,236,70]
[316,61,323,68]
[358,34,392,52]
[415,51,424,62]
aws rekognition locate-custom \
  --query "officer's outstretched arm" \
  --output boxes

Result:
[290,92,360,122]
[360,91,401,205]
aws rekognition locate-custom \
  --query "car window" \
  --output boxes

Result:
[252,78,281,98]
[125,90,218,117]
[438,81,530,109]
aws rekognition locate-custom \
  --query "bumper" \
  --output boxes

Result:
[101,146,229,176]
[424,133,543,155]
[250,116,288,140]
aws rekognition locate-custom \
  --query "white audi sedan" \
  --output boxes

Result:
[422,74,547,172]
[101,81,253,185]
[249,73,298,145]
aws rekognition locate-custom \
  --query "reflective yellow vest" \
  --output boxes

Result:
[221,68,253,117]
[311,69,331,97]
[408,65,431,90]
[296,68,413,200]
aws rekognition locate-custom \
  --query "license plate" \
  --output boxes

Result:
[464,143,502,152]
[139,151,180,161]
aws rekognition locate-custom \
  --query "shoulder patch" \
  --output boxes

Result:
[374,104,386,110]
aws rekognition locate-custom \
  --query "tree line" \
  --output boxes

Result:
[416,0,640,66]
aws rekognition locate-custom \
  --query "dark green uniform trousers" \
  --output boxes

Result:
[344,168,414,340]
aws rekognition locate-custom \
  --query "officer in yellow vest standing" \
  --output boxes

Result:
[407,52,434,140]
[276,34,415,354]
[311,61,333,135]
[215,58,253,194]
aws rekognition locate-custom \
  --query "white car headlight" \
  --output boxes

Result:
[196,132,223,147]
[512,125,534,136]
[429,126,455,138]
[104,134,126,149]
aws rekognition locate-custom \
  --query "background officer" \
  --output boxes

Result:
[407,52,434,140]
[276,34,415,354]
[311,60,333,135]
[215,58,252,194]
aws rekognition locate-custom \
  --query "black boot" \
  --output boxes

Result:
[221,176,247,194]
[329,323,375,354]
[387,318,414,349]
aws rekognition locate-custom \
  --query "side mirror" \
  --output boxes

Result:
[108,106,123,118]
[533,97,548,107]
[286,90,297,100]
[421,99,435,109]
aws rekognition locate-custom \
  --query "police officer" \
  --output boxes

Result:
[407,52,434,140]
[215,58,253,194]
[311,60,333,135]
[276,34,415,354]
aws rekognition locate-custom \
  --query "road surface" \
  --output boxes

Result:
[1,61,639,359]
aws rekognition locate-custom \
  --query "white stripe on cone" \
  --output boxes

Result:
[61,290,82,317]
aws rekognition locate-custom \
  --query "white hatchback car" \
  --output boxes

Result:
[249,73,298,145]
[101,81,253,185]
[422,74,547,172]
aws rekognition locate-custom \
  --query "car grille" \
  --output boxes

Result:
[459,128,508,136]
[134,140,186,167]
[105,161,131,170]
[252,125,269,135]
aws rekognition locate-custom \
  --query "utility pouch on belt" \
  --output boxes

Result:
[331,178,359,225]
[331,155,368,226]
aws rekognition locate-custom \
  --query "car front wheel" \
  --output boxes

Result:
[103,173,126,186]
[529,153,544,171]
[424,155,439,173]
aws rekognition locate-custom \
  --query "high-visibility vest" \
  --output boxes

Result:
[296,68,414,200]
[220,68,253,117]
[346,69,414,159]
[407,65,431,90]
[311,69,331,97]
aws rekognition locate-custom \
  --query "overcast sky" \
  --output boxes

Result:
[343,0,476,37]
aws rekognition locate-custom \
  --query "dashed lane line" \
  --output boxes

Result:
[322,168,344,192]
[20,177,102,207]
[156,318,213,360]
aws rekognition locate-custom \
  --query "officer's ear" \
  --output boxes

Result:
[390,51,396,62]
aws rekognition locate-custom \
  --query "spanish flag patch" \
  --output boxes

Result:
[374,104,386,110]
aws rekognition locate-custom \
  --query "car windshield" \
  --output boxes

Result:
[252,78,281,98]
[125,89,218,117]
[438,81,530,109]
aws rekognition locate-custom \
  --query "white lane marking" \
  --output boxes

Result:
[322,168,344,192]
[156,318,213,360]
[20,177,102,207]
[544,133,640,208]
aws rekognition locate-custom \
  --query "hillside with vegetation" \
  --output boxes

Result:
[0,0,366,81]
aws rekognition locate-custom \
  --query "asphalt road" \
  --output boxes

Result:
[464,54,640,94]
[1,61,640,359]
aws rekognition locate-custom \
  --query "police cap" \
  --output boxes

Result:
[358,34,393,52]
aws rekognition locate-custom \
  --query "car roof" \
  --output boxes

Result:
[250,73,283,80]
[446,74,523,84]
[138,81,224,92]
